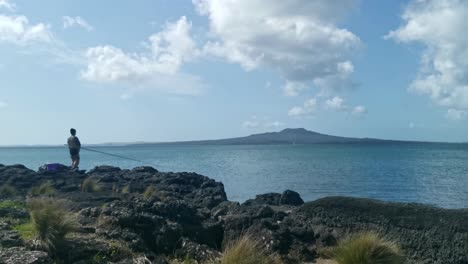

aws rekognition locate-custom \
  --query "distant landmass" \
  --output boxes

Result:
[2,128,452,148]
[128,128,405,146]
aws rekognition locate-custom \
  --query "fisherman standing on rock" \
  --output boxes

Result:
[67,128,81,170]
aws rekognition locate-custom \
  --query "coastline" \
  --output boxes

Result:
[0,164,467,263]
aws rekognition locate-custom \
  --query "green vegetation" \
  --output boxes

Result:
[91,240,134,264]
[0,200,25,209]
[143,185,155,199]
[92,252,108,264]
[0,184,17,197]
[30,181,56,197]
[169,235,280,264]
[217,235,281,264]
[121,185,130,194]
[13,222,35,240]
[109,240,134,259]
[27,198,77,253]
[81,178,102,192]
[332,232,405,264]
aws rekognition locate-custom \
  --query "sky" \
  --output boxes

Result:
[0,0,468,145]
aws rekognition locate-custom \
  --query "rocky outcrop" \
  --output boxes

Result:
[0,164,467,264]
[0,247,52,264]
[293,197,468,264]
[243,190,304,207]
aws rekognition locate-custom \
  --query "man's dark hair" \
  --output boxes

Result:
[70,128,76,136]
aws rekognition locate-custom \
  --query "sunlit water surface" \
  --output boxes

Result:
[1,143,467,208]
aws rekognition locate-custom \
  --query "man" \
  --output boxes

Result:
[67,128,81,170]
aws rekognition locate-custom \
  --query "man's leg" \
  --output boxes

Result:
[75,154,80,169]
[71,155,77,169]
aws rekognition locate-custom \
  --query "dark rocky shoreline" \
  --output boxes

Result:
[0,164,467,263]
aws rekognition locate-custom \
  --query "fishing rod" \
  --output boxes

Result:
[65,145,159,168]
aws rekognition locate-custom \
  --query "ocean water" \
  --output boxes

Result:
[0,143,467,209]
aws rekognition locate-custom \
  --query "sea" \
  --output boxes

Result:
[1,143,467,209]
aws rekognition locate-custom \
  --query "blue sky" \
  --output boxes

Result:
[0,0,467,145]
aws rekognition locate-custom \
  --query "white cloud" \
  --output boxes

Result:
[242,121,260,129]
[194,0,361,95]
[289,96,365,117]
[265,121,284,128]
[387,0,468,110]
[288,106,307,117]
[243,116,284,129]
[0,0,14,11]
[324,97,367,116]
[0,15,53,45]
[81,16,203,95]
[0,101,7,108]
[313,60,356,94]
[351,105,367,116]
[0,7,83,66]
[288,98,317,117]
[0,0,16,12]
[325,96,346,110]
[446,108,467,121]
[63,16,93,32]
[283,81,307,97]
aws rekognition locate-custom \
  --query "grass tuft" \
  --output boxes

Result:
[218,235,281,264]
[0,184,18,197]
[121,185,130,194]
[143,185,155,199]
[30,181,56,197]
[27,198,77,253]
[109,240,134,259]
[91,240,134,263]
[332,232,405,264]
[112,184,118,194]
[81,178,102,193]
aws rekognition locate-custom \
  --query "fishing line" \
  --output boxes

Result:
[68,146,159,168]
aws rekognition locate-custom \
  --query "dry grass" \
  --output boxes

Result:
[108,240,134,259]
[91,240,134,263]
[81,178,102,193]
[143,185,155,199]
[112,184,118,194]
[121,185,131,194]
[332,232,405,264]
[29,181,56,197]
[27,198,77,253]
[217,235,282,264]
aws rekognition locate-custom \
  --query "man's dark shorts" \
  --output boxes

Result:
[69,148,80,159]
